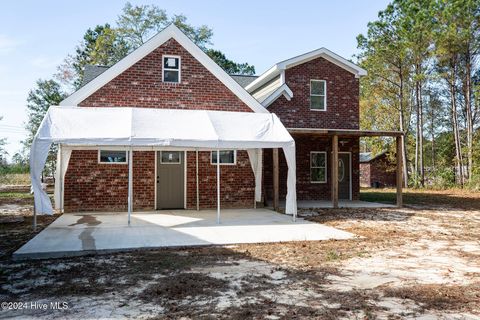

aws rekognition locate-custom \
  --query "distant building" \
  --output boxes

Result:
[360,152,396,188]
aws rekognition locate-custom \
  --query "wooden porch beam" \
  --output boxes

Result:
[331,135,339,208]
[273,148,279,212]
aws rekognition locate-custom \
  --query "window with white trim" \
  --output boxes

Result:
[160,151,181,164]
[99,150,127,164]
[211,150,236,165]
[310,152,327,183]
[163,55,180,83]
[310,80,326,110]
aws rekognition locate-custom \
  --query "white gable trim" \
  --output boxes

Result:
[245,47,367,93]
[261,84,293,108]
[60,24,268,113]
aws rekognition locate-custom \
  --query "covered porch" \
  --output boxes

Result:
[270,128,404,211]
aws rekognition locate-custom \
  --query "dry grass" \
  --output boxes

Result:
[361,187,480,210]
[1,188,479,318]
[0,173,30,186]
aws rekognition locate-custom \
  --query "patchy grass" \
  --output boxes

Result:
[0,192,33,199]
[361,187,480,210]
[384,283,480,312]
[0,190,479,318]
[0,173,30,185]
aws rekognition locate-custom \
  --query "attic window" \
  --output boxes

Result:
[310,80,326,111]
[163,55,180,83]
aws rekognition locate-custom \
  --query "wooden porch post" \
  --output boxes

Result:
[396,136,403,207]
[331,135,339,208]
[273,148,279,211]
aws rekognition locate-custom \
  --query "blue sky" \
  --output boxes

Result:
[0,0,389,160]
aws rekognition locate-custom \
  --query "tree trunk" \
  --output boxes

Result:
[450,67,464,186]
[399,72,409,187]
[415,78,420,187]
[464,50,473,182]
[418,79,424,187]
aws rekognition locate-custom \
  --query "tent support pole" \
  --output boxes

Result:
[217,150,220,224]
[59,144,63,212]
[273,148,279,212]
[196,149,199,211]
[33,202,37,231]
[128,148,133,226]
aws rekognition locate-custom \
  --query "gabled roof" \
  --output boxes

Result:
[230,74,258,88]
[82,65,108,86]
[256,83,293,107]
[60,24,268,113]
[245,47,367,93]
[360,151,388,163]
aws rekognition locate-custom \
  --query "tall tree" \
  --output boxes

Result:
[0,117,7,164]
[206,49,255,75]
[56,2,254,91]
[24,80,67,178]
[433,0,468,186]
[357,3,413,186]
[56,24,130,89]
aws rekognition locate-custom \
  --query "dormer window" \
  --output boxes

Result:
[163,55,181,83]
[310,80,326,111]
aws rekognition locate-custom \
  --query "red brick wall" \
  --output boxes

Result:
[264,135,360,202]
[78,38,252,112]
[64,37,257,211]
[64,150,155,212]
[185,150,255,209]
[268,57,359,129]
[360,163,371,187]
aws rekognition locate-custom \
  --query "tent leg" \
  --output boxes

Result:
[59,144,64,213]
[217,150,220,224]
[128,148,133,226]
[196,150,199,211]
[33,202,37,231]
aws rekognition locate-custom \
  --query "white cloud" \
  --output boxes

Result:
[0,34,21,54]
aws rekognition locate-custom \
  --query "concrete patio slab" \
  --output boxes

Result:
[13,209,355,260]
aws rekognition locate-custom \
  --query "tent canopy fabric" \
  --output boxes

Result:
[31,106,297,215]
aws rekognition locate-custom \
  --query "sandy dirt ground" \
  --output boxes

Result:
[0,189,479,319]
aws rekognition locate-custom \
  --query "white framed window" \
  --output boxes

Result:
[162,55,181,83]
[160,151,181,164]
[310,151,327,183]
[211,150,236,165]
[98,150,127,164]
[310,80,326,111]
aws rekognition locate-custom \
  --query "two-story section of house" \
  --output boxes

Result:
[54,24,384,214]
[239,50,367,204]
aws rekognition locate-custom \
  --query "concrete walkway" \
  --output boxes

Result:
[14,209,354,260]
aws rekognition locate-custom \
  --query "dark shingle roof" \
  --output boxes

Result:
[83,65,109,86]
[230,74,258,88]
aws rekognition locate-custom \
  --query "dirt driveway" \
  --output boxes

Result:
[0,189,479,319]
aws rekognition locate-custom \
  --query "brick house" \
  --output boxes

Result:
[360,152,397,188]
[38,24,402,214]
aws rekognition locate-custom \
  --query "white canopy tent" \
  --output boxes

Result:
[31,106,297,224]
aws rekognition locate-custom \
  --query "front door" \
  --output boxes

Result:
[338,153,351,200]
[156,151,184,209]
